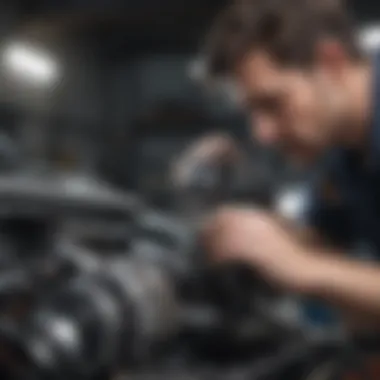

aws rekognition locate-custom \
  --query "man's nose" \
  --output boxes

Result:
[251,115,279,146]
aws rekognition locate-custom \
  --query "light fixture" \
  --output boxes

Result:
[274,184,309,222]
[358,25,380,53]
[3,42,60,87]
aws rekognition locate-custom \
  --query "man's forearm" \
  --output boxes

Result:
[304,254,380,319]
[271,213,332,248]
[278,220,380,324]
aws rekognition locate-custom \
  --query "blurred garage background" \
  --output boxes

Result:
[0,2,376,379]
[0,0,377,208]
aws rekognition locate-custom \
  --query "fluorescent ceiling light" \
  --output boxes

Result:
[359,25,380,52]
[3,42,60,86]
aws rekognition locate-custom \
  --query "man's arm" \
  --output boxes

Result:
[258,223,380,325]
[278,187,380,321]
[205,206,380,323]
[271,215,380,323]
[304,252,380,321]
[272,213,329,247]
[265,213,380,329]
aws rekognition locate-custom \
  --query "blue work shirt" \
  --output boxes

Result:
[308,52,380,256]
[303,52,380,326]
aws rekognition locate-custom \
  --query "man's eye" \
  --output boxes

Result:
[248,96,281,113]
[260,98,281,112]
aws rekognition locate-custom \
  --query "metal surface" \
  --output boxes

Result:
[0,173,140,217]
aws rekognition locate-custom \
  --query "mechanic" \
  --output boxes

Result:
[201,0,380,326]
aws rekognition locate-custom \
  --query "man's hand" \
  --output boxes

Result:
[202,206,320,292]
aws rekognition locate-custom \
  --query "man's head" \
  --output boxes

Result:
[206,0,367,163]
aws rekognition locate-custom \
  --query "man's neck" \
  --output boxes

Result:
[342,61,373,150]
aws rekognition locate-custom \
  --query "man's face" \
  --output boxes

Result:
[235,51,348,164]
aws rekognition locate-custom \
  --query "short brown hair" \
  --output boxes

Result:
[204,0,361,79]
